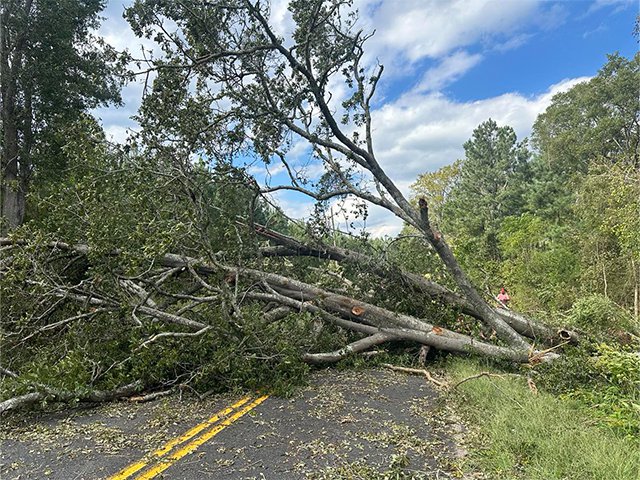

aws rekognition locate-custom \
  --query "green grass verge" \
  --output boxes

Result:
[445,358,640,480]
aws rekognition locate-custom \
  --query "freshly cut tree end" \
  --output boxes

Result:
[557,329,577,344]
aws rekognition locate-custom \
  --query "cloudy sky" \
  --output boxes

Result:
[95,0,638,236]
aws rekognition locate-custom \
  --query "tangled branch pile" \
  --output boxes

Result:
[4,0,636,414]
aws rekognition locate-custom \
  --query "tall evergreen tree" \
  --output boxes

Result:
[0,0,124,232]
[444,119,530,262]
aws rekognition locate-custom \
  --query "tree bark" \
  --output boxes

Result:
[416,199,530,350]
[252,223,577,344]
[242,280,531,362]
[1,238,562,366]
[302,333,394,364]
[0,382,142,415]
[0,1,30,232]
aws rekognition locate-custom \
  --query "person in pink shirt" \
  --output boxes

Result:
[497,287,511,306]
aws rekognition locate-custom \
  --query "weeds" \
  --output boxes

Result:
[445,357,640,480]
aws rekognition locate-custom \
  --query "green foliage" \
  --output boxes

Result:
[410,160,461,227]
[380,234,451,290]
[498,214,580,311]
[0,123,320,405]
[594,343,640,391]
[567,294,637,335]
[575,163,640,311]
[533,52,639,171]
[536,341,640,437]
[405,54,640,317]
[126,308,323,397]
[1,0,126,227]
[29,122,193,264]
[529,52,639,218]
[1,269,348,402]
[444,119,531,267]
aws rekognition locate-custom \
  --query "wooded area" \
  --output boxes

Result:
[1,0,638,434]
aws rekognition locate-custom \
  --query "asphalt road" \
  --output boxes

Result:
[0,368,470,479]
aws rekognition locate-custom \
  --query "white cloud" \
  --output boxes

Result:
[492,33,534,53]
[267,190,316,220]
[103,125,131,144]
[269,0,296,39]
[91,1,591,237]
[93,0,561,146]
[417,51,483,92]
[587,0,636,15]
[583,24,608,38]
[283,75,590,237]
[92,1,160,141]
[357,0,540,64]
[247,162,287,180]
[533,3,569,31]
[235,76,592,238]
[370,76,590,188]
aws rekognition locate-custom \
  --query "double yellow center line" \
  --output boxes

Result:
[108,394,269,480]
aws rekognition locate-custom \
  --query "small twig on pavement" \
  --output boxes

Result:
[381,363,447,388]
[128,389,172,403]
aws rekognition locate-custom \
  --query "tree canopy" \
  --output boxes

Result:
[444,119,530,264]
[528,52,640,219]
[0,2,637,439]
[0,0,124,231]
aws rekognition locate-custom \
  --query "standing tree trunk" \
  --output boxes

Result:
[0,0,30,232]
[0,137,24,232]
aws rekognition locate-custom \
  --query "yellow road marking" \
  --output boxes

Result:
[134,395,269,480]
[107,395,252,480]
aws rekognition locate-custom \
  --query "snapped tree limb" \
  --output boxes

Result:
[250,223,578,345]
[0,381,142,415]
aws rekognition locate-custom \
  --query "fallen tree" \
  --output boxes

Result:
[1,236,568,366]
[0,216,572,412]
[252,223,578,345]
[120,0,539,355]
[0,0,582,412]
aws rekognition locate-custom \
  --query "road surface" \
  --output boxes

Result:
[1,368,470,479]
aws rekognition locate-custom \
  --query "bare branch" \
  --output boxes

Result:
[137,326,212,351]
[302,332,393,364]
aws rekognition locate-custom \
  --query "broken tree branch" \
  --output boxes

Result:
[0,381,142,415]
[250,223,578,345]
[381,363,447,388]
[303,332,394,364]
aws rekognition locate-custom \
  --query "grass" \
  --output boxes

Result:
[444,358,640,480]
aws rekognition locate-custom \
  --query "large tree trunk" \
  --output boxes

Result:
[0,234,572,414]
[1,236,574,361]
[1,236,567,393]
[252,223,577,345]
[0,152,25,233]
[415,199,531,350]
[0,2,27,232]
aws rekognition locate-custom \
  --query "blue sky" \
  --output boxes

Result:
[96,0,638,236]
[447,1,637,101]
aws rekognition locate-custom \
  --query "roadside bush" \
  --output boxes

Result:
[536,341,640,436]
[567,294,637,336]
